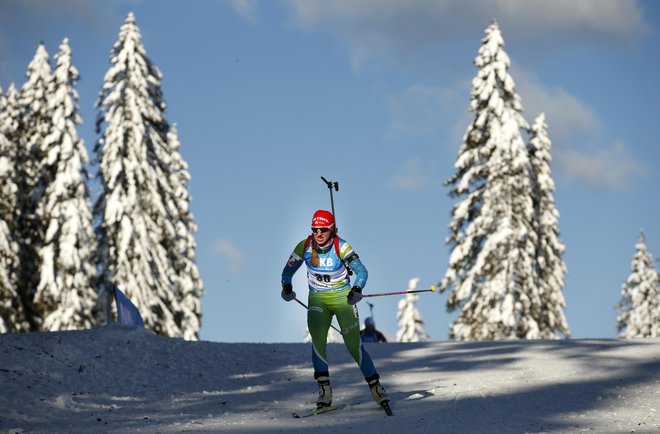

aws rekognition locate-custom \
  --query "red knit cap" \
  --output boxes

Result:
[311,210,335,228]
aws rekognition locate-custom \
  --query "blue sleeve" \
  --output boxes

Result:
[282,240,307,286]
[348,257,368,290]
[281,256,303,286]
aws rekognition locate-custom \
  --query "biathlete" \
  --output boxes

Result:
[281,210,390,410]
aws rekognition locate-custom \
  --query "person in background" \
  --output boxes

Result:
[360,317,387,343]
[281,210,390,411]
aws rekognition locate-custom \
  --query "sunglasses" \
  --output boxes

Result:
[311,227,332,234]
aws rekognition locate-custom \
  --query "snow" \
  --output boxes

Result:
[1,326,658,433]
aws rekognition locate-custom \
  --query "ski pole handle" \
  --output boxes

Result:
[321,176,339,230]
[295,297,342,334]
[321,176,338,192]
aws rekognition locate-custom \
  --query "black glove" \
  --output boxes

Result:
[281,283,296,302]
[347,286,363,305]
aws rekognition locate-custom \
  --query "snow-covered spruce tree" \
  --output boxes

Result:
[31,38,97,331]
[161,125,203,340]
[16,43,55,330]
[95,13,201,338]
[0,85,30,333]
[527,113,570,338]
[396,277,430,342]
[617,230,659,338]
[438,21,540,341]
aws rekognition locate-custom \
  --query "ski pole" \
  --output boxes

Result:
[320,176,339,229]
[295,297,342,334]
[362,288,436,298]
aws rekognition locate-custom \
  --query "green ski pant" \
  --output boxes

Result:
[307,288,378,380]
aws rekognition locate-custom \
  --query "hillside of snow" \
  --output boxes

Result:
[0,326,658,433]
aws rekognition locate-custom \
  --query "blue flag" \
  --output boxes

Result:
[114,285,144,327]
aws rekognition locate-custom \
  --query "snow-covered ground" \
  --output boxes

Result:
[1,326,658,433]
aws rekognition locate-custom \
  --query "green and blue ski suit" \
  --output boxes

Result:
[281,235,379,382]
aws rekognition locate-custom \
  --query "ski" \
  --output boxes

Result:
[380,401,394,416]
[292,404,344,418]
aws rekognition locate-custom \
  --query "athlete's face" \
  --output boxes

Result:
[311,226,334,245]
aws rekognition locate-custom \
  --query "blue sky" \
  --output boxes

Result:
[1,1,658,343]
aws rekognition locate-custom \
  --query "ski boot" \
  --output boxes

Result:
[368,378,393,415]
[368,378,389,404]
[316,376,333,409]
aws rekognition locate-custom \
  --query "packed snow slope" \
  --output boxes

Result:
[1,326,658,433]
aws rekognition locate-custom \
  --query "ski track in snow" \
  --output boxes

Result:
[0,326,658,433]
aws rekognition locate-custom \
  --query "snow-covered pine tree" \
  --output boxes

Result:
[94,12,194,338]
[161,124,203,340]
[438,21,539,341]
[0,85,30,333]
[527,113,570,338]
[617,230,660,338]
[32,38,97,331]
[17,43,55,330]
[396,277,430,342]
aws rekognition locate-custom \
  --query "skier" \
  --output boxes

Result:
[281,210,390,412]
[360,317,387,343]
